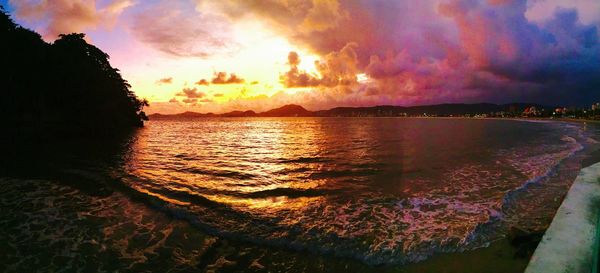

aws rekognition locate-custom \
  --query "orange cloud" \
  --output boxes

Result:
[156,77,173,84]
[211,72,245,84]
[281,43,359,88]
[176,87,206,104]
[298,0,348,33]
[195,79,209,85]
[182,98,197,104]
[280,51,321,87]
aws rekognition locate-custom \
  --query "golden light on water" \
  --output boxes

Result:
[202,194,324,210]
[3,0,600,271]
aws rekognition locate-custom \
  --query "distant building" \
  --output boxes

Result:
[554,107,567,116]
[522,106,540,117]
[592,103,599,111]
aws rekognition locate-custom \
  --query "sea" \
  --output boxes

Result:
[1,118,599,273]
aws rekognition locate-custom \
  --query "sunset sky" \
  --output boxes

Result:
[2,0,599,114]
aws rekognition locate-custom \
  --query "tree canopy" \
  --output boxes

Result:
[1,7,148,136]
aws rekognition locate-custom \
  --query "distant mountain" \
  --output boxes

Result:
[149,111,215,119]
[316,103,555,117]
[148,103,558,119]
[258,104,312,117]
[221,110,256,117]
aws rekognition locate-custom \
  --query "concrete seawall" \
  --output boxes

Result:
[526,162,600,273]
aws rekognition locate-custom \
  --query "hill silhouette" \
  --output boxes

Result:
[259,104,312,117]
[313,103,554,117]
[1,7,147,137]
[148,103,556,119]
[222,110,256,117]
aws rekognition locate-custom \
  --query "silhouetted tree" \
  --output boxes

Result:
[1,7,147,137]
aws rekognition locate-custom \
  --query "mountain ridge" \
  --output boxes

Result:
[149,103,558,119]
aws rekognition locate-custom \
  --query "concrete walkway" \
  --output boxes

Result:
[526,162,600,273]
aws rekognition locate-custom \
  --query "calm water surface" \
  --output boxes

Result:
[1,118,599,272]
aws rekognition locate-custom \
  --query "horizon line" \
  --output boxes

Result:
[148,101,562,116]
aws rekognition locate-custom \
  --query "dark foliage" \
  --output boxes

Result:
[1,7,147,137]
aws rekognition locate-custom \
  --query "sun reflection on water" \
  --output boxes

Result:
[116,117,590,264]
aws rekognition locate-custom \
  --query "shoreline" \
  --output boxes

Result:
[148,115,600,124]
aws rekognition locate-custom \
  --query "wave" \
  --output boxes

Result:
[500,135,584,211]
[46,122,591,266]
[102,178,509,266]
[106,133,586,266]
[243,187,337,198]
[277,157,330,164]
[180,167,257,180]
[451,133,587,260]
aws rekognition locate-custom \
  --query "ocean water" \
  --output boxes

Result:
[1,118,599,272]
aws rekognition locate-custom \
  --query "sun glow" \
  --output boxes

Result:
[121,17,320,110]
[7,0,597,115]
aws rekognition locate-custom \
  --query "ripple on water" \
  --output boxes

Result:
[110,119,596,265]
[3,118,596,269]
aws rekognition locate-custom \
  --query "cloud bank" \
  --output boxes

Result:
[9,0,600,112]
[212,0,600,107]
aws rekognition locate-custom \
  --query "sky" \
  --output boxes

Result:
[2,0,599,114]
